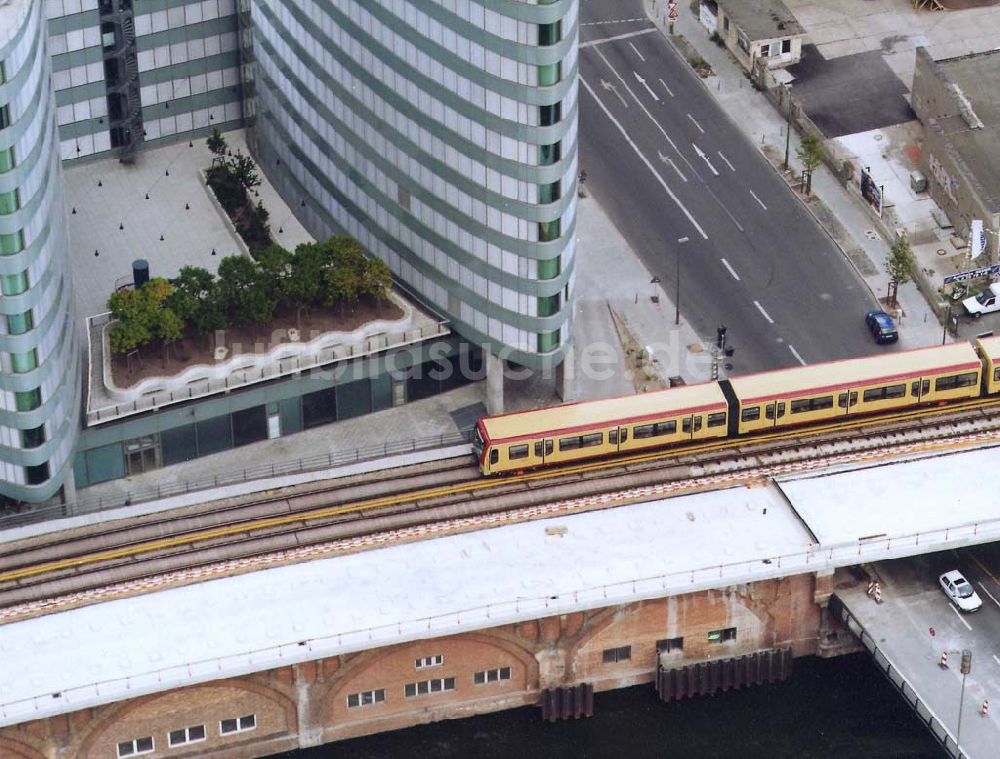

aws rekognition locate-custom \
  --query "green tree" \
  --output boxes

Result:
[796,134,823,195]
[107,278,176,355]
[256,244,293,305]
[325,264,359,317]
[885,234,916,307]
[227,149,261,193]
[206,128,227,160]
[361,257,393,312]
[167,266,225,338]
[287,242,331,324]
[217,255,276,329]
[155,306,185,363]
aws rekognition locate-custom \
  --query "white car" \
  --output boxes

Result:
[940,570,983,613]
[962,283,1000,318]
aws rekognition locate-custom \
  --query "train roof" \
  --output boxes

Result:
[974,334,1000,361]
[480,382,728,442]
[726,343,981,403]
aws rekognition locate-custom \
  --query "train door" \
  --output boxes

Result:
[837,390,858,415]
[911,378,930,403]
[609,427,629,451]
[764,401,786,427]
[682,415,702,439]
[534,439,554,464]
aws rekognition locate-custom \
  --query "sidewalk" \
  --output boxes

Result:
[645,0,952,348]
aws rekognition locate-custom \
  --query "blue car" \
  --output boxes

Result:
[865,309,899,344]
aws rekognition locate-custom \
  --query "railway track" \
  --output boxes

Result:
[2,398,1000,617]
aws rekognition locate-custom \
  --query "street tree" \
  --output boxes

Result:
[796,134,823,195]
[885,234,916,307]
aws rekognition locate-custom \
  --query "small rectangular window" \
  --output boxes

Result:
[348,689,386,708]
[657,636,684,653]
[508,444,529,460]
[559,435,581,450]
[117,737,154,757]
[168,725,206,747]
[609,429,618,445]
[994,367,1000,383]
[581,432,603,447]
[405,678,455,698]
[602,645,632,664]
[490,449,499,465]
[708,627,737,643]
[633,424,653,439]
[474,666,512,684]
[741,407,761,422]
[781,38,791,53]
[707,412,726,427]
[220,715,255,735]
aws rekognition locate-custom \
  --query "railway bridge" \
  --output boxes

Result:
[1,421,1000,756]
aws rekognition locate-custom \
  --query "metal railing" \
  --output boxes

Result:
[0,430,474,531]
[830,595,966,759]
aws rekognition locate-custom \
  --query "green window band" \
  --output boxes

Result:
[537,329,559,353]
[1,229,24,256]
[21,425,46,449]
[1,270,28,296]
[538,62,561,87]
[6,310,33,335]
[10,349,37,374]
[537,255,560,281]
[0,146,14,173]
[0,188,19,215]
[539,21,561,47]
[15,387,41,412]
[538,219,561,243]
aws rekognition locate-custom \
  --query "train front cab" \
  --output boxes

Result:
[976,336,1000,395]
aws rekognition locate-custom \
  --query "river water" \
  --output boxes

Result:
[269,654,944,758]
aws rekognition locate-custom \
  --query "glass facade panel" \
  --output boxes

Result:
[538,330,559,353]
[336,378,372,420]
[10,349,37,373]
[84,442,126,484]
[21,425,46,449]
[232,405,268,447]
[1,270,27,295]
[538,294,560,317]
[196,415,234,457]
[538,181,561,205]
[538,142,561,166]
[538,21,561,46]
[537,62,561,87]
[0,147,13,173]
[302,386,337,428]
[279,396,303,434]
[407,361,440,402]
[26,462,49,485]
[538,220,561,243]
[371,373,393,412]
[161,423,198,466]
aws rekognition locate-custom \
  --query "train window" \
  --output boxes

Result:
[994,367,1000,382]
[490,449,499,465]
[935,372,978,391]
[633,424,653,439]
[862,384,906,402]
[534,440,553,457]
[838,393,848,408]
[609,429,618,445]
[620,428,629,442]
[581,432,603,447]
[766,403,775,419]
[707,412,726,427]
[790,396,833,414]
[682,416,703,432]
[741,407,761,422]
[509,444,529,459]
[777,402,786,417]
[559,435,581,451]
[655,421,676,436]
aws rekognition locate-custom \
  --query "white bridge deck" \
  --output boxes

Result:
[3,441,1000,737]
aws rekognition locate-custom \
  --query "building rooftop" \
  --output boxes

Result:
[65,129,312,334]
[719,0,804,41]
[3,442,1000,727]
[929,50,1000,211]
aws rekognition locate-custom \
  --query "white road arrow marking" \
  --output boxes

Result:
[658,78,674,97]
[658,150,687,182]
[692,144,719,176]
[634,71,660,102]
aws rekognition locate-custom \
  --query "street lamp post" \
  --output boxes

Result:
[783,84,792,172]
[957,649,972,754]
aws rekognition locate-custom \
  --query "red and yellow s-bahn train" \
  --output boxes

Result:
[472,337,1000,476]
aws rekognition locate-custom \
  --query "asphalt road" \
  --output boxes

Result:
[577,4,884,373]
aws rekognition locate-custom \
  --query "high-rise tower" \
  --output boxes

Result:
[0,0,80,502]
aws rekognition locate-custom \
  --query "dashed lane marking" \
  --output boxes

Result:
[950,603,973,630]
[978,580,1000,610]
[754,300,774,324]
[658,78,674,97]
[718,151,735,172]
[628,41,646,61]
[749,189,767,210]
[788,345,807,365]
[720,258,741,281]
[687,114,704,133]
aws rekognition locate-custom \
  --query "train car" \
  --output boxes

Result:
[474,382,729,475]
[975,335,1000,395]
[722,342,982,436]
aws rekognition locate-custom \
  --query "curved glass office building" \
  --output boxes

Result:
[247,0,578,368]
[0,0,80,502]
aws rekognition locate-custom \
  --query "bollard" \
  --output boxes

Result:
[940,651,948,669]
[867,579,875,597]
[983,699,990,717]
[874,582,882,604]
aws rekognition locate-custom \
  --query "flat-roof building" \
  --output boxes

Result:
[911,47,1000,255]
